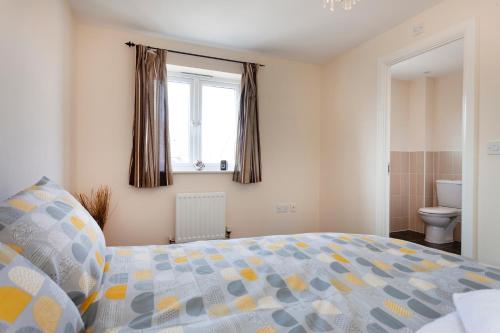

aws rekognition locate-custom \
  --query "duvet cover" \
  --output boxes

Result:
[87,233,500,332]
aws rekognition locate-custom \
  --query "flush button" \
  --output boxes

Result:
[487,141,500,155]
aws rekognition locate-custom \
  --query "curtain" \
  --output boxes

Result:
[233,63,262,184]
[129,45,173,188]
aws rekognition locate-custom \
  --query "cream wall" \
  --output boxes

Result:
[390,78,430,152]
[0,0,74,200]
[321,0,500,266]
[408,78,431,152]
[73,23,321,246]
[390,79,410,151]
[431,71,463,151]
[391,72,462,152]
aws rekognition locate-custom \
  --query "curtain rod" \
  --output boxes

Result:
[125,41,265,67]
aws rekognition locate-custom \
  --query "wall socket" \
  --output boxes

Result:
[487,141,500,155]
[413,24,424,37]
[275,203,297,214]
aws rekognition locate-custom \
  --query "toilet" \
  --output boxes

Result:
[418,180,461,244]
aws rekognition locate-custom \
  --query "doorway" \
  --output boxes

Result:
[389,39,464,255]
[375,21,477,258]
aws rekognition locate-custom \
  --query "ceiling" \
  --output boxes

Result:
[391,39,464,80]
[69,0,443,64]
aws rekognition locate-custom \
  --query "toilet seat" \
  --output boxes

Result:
[418,207,460,217]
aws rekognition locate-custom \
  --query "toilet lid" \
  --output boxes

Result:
[419,207,460,215]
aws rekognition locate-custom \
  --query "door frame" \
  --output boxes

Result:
[375,20,477,258]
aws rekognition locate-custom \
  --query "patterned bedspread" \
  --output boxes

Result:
[88,233,500,332]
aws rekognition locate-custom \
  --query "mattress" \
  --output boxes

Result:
[88,233,500,332]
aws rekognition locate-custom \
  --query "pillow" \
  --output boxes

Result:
[0,177,106,315]
[0,241,84,332]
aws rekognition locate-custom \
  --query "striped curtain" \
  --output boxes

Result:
[233,63,262,184]
[129,45,173,188]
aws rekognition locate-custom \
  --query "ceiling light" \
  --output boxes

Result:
[323,0,361,12]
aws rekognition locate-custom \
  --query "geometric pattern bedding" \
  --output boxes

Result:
[0,177,107,315]
[0,242,84,332]
[86,233,500,333]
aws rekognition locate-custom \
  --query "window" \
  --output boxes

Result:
[168,68,240,172]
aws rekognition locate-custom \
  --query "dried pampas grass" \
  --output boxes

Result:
[75,186,111,230]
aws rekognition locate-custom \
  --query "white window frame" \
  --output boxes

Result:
[168,71,240,173]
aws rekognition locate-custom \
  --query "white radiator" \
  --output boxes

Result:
[175,192,226,243]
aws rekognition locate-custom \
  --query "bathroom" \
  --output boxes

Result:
[389,39,463,254]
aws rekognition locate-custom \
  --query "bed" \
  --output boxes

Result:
[87,234,500,333]
[1,178,500,333]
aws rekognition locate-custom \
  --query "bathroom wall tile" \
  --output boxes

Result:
[390,151,413,233]
[410,173,418,198]
[434,152,440,174]
[431,152,438,207]
[390,150,462,235]
[418,194,425,208]
[409,200,415,229]
[433,152,439,178]
[401,196,409,218]
[398,218,405,231]
[412,216,419,233]
[439,151,453,174]
[445,174,455,181]
[390,217,397,231]
[425,152,434,174]
[410,152,417,174]
[390,212,396,230]
[425,195,433,208]
[416,195,426,233]
[452,151,462,177]
[390,173,401,196]
[409,197,419,232]
[401,216,409,230]
[401,175,410,197]
[390,217,401,232]
[436,173,453,182]
[411,195,426,233]
[436,152,444,174]
[416,152,425,175]
[417,174,425,196]
[391,217,409,232]
[390,195,402,218]
[436,152,442,174]
[408,216,414,231]
[394,195,403,217]
[425,174,434,203]
[401,152,410,173]
[416,215,426,233]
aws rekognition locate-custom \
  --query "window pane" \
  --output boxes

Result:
[201,85,238,165]
[168,81,191,164]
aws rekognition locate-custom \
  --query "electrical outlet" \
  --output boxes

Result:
[275,203,289,214]
[289,203,297,213]
[413,24,424,37]
[488,141,500,155]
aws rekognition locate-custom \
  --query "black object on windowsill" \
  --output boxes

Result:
[220,160,227,171]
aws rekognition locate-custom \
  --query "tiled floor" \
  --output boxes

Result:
[390,230,461,255]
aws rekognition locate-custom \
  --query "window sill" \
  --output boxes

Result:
[173,170,234,175]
